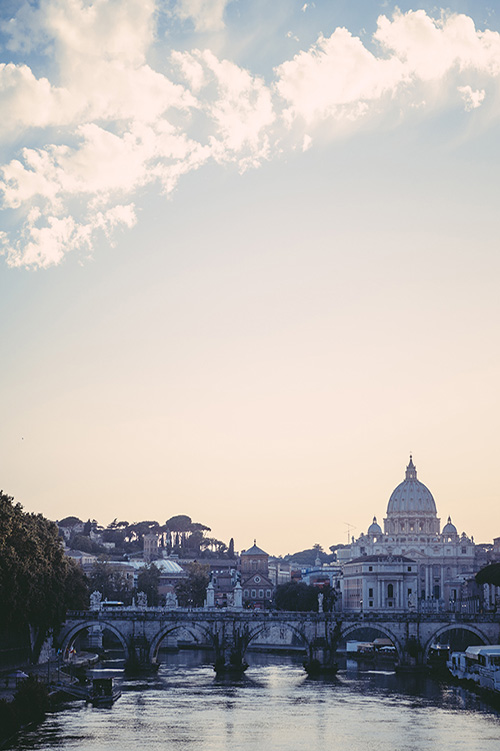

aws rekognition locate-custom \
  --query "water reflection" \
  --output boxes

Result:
[7,651,500,751]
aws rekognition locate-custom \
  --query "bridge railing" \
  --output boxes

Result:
[63,608,500,624]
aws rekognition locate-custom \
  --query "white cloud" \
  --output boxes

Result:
[374,10,500,81]
[173,50,275,168]
[275,10,500,127]
[3,204,138,269]
[1,5,500,269]
[275,28,405,125]
[458,85,486,110]
[0,63,79,136]
[174,0,233,32]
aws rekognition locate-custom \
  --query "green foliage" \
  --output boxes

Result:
[0,491,89,645]
[137,563,160,606]
[274,581,336,612]
[87,561,133,604]
[0,676,50,741]
[13,676,49,722]
[175,562,210,607]
[69,533,103,554]
[475,563,500,587]
[0,698,18,741]
[166,515,193,532]
[285,548,334,566]
[57,516,83,527]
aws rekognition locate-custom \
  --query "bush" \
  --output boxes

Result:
[13,676,50,723]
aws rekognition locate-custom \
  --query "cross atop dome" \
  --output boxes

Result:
[405,454,417,480]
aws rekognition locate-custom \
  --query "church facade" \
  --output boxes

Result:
[338,456,476,610]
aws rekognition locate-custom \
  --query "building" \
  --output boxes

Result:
[338,456,476,610]
[342,554,418,612]
[143,533,160,563]
[240,541,274,608]
[268,558,292,587]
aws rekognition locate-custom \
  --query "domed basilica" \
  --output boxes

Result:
[338,456,476,606]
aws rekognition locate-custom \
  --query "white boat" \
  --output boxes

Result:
[447,645,500,693]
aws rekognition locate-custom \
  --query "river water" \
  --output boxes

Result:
[6,652,500,751]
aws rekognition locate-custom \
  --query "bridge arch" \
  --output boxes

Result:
[244,621,311,652]
[422,623,490,659]
[149,622,216,663]
[341,621,404,661]
[59,620,129,661]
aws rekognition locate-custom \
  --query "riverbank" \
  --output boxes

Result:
[0,676,50,746]
[0,652,99,746]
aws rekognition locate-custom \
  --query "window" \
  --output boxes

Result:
[368,566,373,572]
[387,583,394,598]
[266,589,272,598]
[408,566,412,571]
[369,601,373,607]
[259,589,264,598]
[461,547,467,554]
[244,590,249,597]
[368,588,373,597]
[251,589,256,598]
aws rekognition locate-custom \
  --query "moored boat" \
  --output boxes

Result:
[88,677,121,707]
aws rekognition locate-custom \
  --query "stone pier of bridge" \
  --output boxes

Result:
[57,609,500,672]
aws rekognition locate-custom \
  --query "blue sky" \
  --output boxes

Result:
[1,0,500,554]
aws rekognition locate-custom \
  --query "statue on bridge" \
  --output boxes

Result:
[137,591,148,609]
[165,591,178,609]
[90,591,102,611]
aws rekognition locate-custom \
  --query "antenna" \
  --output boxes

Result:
[344,522,357,544]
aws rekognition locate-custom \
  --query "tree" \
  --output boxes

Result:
[175,562,210,607]
[137,563,161,606]
[87,561,133,603]
[285,547,334,566]
[476,563,500,587]
[275,581,322,611]
[228,538,235,558]
[57,516,83,527]
[0,491,89,656]
[69,533,103,554]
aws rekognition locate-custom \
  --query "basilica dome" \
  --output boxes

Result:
[442,516,458,537]
[386,456,437,515]
[368,517,382,536]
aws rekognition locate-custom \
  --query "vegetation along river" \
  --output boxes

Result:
[5,652,500,751]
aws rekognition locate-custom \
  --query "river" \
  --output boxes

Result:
[6,652,500,751]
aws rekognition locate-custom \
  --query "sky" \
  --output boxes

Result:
[1,0,500,556]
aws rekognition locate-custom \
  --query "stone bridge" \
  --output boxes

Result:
[58,608,500,672]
